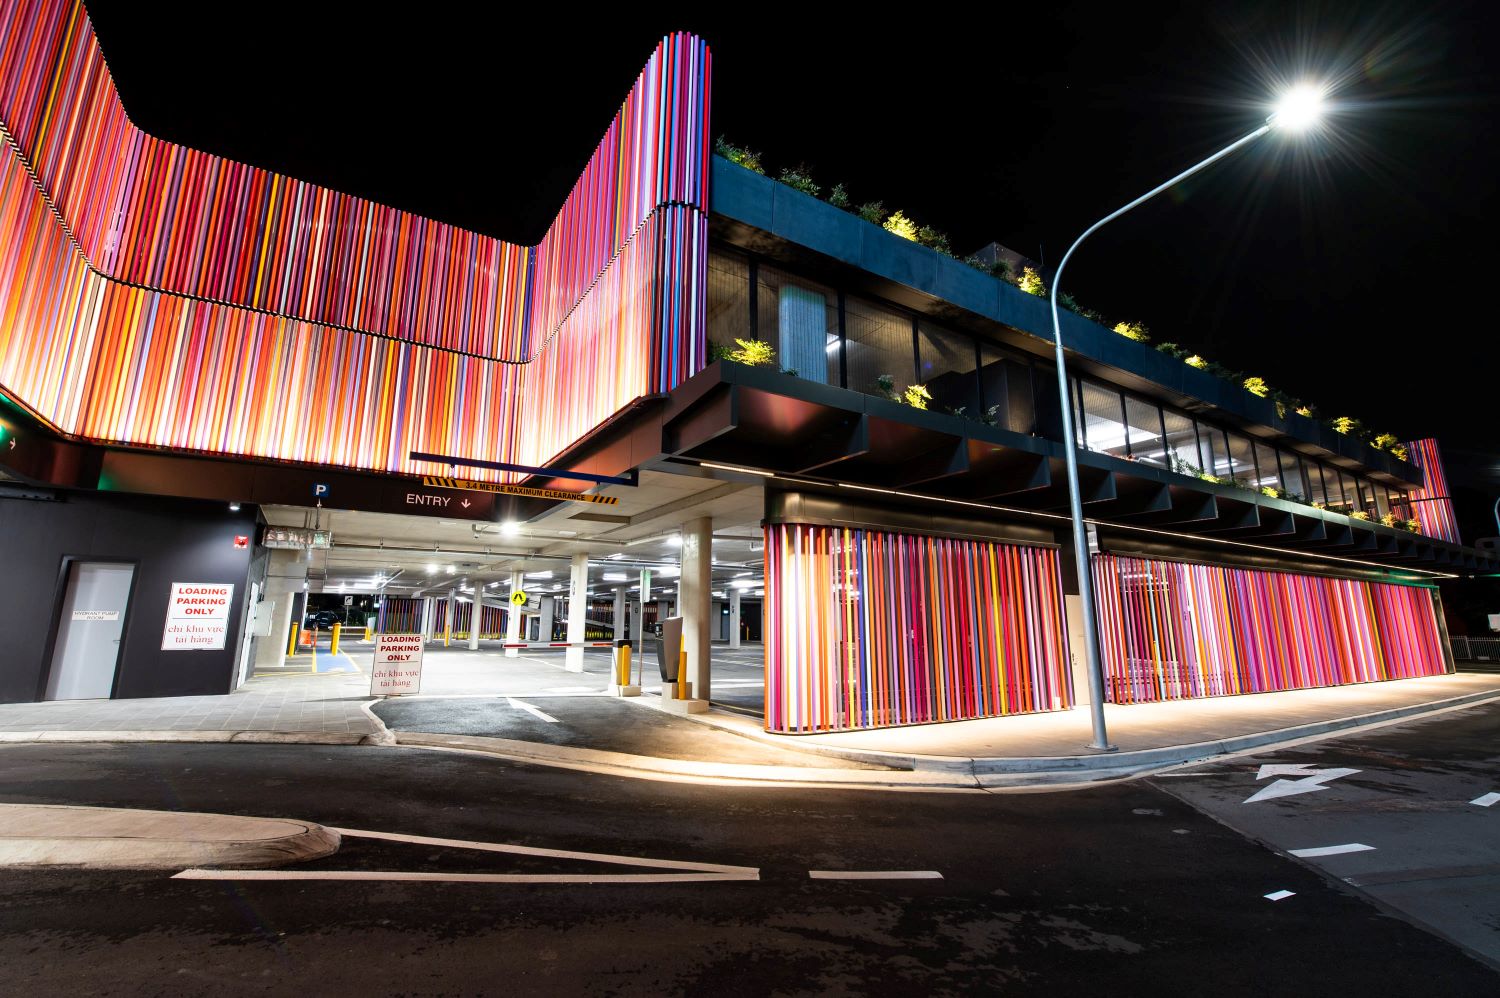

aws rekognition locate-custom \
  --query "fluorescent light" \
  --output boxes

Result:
[603,572,628,582]
[731,579,757,589]
[699,462,774,477]
[664,536,682,547]
[501,521,521,536]
[525,571,553,579]
[607,552,625,560]
[426,563,438,574]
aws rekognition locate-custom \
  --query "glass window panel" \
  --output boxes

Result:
[1254,442,1282,491]
[1196,424,1219,477]
[757,266,838,385]
[1324,469,1352,513]
[1372,483,1390,519]
[1225,433,1256,485]
[1162,409,1200,477]
[916,321,979,416]
[706,249,750,355]
[845,296,915,399]
[1357,478,1380,518]
[1279,451,1308,501]
[1123,395,1167,467]
[1079,380,1129,458]
[1305,461,1328,505]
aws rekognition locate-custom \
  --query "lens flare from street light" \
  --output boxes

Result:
[1270,84,1326,131]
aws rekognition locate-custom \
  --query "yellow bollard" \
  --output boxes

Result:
[330,622,341,655]
[616,644,632,686]
[677,646,687,700]
[364,625,372,642]
[286,623,299,657]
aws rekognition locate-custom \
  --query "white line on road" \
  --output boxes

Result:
[332,826,760,875]
[1288,843,1376,858]
[1264,890,1296,901]
[172,870,757,884]
[545,686,601,693]
[1471,792,1500,808]
[807,870,943,880]
[506,697,559,723]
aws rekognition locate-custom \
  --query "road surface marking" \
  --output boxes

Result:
[507,697,559,723]
[1245,767,1360,803]
[172,870,757,884]
[1471,792,1500,808]
[332,826,759,875]
[545,686,599,693]
[1264,890,1296,901]
[1288,843,1376,858]
[1257,764,1322,779]
[807,870,943,880]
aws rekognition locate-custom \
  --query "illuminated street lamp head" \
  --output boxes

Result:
[1269,84,1327,131]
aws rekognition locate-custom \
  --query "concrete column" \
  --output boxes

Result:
[565,553,589,672]
[539,595,556,644]
[505,570,524,657]
[467,594,480,650]
[681,516,712,701]
[420,597,434,641]
[611,585,627,640]
[444,589,455,646]
[728,588,742,649]
[253,549,308,674]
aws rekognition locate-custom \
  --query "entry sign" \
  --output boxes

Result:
[161,583,234,651]
[371,634,424,695]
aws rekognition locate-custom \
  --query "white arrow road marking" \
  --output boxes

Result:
[808,870,943,880]
[507,697,559,723]
[1264,890,1296,901]
[1257,764,1322,779]
[1288,843,1376,858]
[1471,792,1500,808]
[1245,767,1361,803]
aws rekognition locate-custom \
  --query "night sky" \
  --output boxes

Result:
[83,2,1499,461]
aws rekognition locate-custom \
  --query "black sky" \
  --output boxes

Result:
[82,1,1500,454]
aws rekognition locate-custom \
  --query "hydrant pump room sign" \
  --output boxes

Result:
[371,634,424,695]
[161,583,235,651]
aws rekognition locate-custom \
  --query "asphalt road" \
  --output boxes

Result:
[1153,700,1500,970]
[0,727,1495,994]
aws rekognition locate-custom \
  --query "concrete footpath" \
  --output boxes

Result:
[0,803,339,869]
[0,672,1497,791]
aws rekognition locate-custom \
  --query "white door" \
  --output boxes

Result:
[46,562,135,700]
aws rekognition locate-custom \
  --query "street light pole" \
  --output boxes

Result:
[1050,121,1289,752]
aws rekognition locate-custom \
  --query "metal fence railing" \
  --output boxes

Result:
[1450,636,1500,662]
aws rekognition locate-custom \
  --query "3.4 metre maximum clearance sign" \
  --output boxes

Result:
[161,583,235,651]
[371,633,424,695]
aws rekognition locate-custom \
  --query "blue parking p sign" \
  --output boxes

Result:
[313,483,329,498]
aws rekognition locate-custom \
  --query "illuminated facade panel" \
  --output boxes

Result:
[764,523,1073,733]
[1092,553,1447,704]
[0,0,709,477]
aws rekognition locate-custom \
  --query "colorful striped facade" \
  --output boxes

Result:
[1403,438,1462,545]
[1091,553,1448,705]
[0,0,709,479]
[764,523,1073,733]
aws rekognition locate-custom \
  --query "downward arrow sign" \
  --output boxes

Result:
[1245,767,1360,803]
[460,499,471,509]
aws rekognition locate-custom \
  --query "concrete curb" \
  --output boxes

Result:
[0,730,383,746]
[388,731,975,791]
[676,686,1500,785]
[0,803,340,869]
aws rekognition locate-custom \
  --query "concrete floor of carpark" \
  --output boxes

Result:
[1152,699,1500,970]
[363,641,767,705]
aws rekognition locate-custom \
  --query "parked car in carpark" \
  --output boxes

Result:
[302,609,341,630]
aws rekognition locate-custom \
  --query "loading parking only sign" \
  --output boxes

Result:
[371,633,424,695]
[161,582,234,651]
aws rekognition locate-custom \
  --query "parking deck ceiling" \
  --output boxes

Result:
[263,469,766,600]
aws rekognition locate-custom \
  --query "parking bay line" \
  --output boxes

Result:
[808,870,943,880]
[1471,792,1500,808]
[172,870,757,884]
[1288,843,1376,859]
[331,826,760,875]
